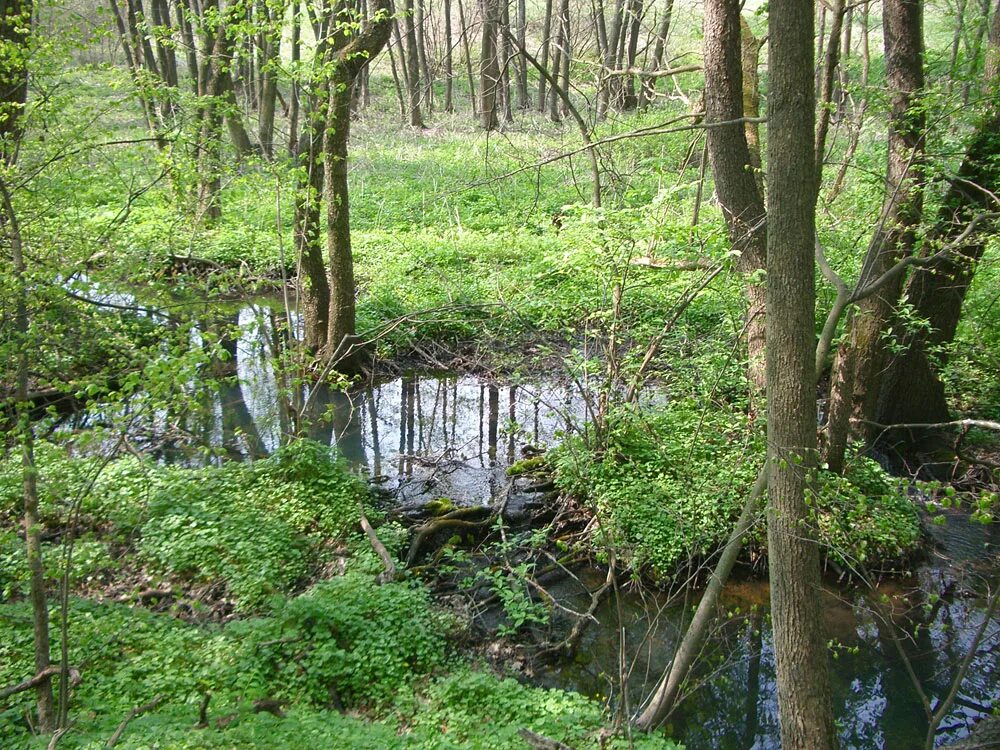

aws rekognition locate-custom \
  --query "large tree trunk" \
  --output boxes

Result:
[324,81,360,372]
[296,89,331,352]
[825,0,925,470]
[702,0,767,400]
[305,0,392,363]
[874,5,1000,429]
[765,0,836,743]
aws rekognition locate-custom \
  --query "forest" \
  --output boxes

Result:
[0,0,998,746]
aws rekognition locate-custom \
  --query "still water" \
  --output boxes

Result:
[70,290,1000,749]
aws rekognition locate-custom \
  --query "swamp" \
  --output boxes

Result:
[1,0,999,747]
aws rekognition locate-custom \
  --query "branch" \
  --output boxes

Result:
[0,666,79,701]
[925,584,1000,750]
[359,503,398,582]
[106,694,165,748]
[864,419,1000,433]
[850,212,998,305]
[602,64,702,78]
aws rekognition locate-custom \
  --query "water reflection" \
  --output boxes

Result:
[538,527,999,750]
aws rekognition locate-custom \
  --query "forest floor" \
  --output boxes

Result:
[3,64,1000,749]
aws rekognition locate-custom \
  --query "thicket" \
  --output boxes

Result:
[552,400,923,579]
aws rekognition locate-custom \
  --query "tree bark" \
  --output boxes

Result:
[536,0,553,111]
[480,0,500,128]
[444,0,454,111]
[825,0,925,468]
[403,0,425,126]
[621,0,642,109]
[257,0,281,158]
[702,0,767,399]
[766,0,836,742]
[637,0,673,110]
[874,5,1000,430]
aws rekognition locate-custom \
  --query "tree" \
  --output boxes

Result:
[0,0,56,733]
[480,0,500,129]
[765,0,837,742]
[297,0,392,369]
[873,0,1000,430]
[824,0,925,470]
[701,0,767,399]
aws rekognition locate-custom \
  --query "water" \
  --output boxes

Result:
[533,512,999,749]
[65,286,1000,748]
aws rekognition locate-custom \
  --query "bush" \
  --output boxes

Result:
[553,401,923,579]
[229,573,451,707]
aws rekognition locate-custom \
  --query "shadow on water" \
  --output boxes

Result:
[63,286,1000,749]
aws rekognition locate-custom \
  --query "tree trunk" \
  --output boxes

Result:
[499,0,514,122]
[324,81,360,373]
[766,0,836,743]
[480,0,500,128]
[825,0,924,467]
[444,0,454,111]
[621,0,642,109]
[0,11,54,720]
[515,0,528,107]
[536,0,553,110]
[874,7,999,429]
[702,0,767,399]
[458,0,477,113]
[296,92,331,352]
[257,0,280,158]
[173,0,200,92]
[637,0,673,109]
[288,0,301,155]
[739,14,763,177]
[557,0,570,116]
[415,0,433,113]
[403,0,425,126]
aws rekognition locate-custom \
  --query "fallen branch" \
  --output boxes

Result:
[0,665,79,701]
[360,503,398,582]
[405,507,494,568]
[106,694,165,747]
[517,728,575,750]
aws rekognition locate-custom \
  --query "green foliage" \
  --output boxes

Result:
[138,440,368,610]
[0,439,369,610]
[228,572,450,707]
[554,402,923,579]
[404,668,682,749]
[0,583,682,750]
[553,400,762,577]
[810,451,922,568]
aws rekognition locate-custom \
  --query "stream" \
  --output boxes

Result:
[70,288,1000,749]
